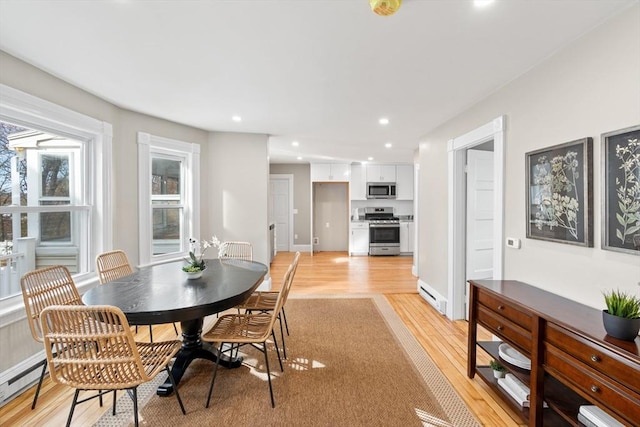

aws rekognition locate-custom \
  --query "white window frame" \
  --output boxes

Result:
[137,132,200,267]
[0,84,112,323]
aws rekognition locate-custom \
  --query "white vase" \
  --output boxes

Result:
[493,370,505,379]
[185,270,203,280]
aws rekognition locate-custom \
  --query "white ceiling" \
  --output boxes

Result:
[0,0,635,164]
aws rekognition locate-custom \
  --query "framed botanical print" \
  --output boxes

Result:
[526,137,593,246]
[602,125,640,255]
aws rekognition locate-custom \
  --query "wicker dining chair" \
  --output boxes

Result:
[202,262,295,409]
[236,251,300,358]
[96,250,179,341]
[40,304,186,427]
[20,265,84,410]
[218,241,253,261]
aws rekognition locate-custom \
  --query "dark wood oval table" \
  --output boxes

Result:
[82,258,268,396]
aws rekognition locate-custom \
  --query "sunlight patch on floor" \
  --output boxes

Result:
[415,408,454,427]
[287,357,326,371]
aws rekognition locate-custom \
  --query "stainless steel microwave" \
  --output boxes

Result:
[367,182,396,199]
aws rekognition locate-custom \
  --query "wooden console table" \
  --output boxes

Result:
[467,280,639,426]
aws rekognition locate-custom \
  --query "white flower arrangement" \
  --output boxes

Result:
[183,236,221,272]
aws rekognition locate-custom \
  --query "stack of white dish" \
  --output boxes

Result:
[497,374,547,408]
[578,406,624,427]
[498,343,531,370]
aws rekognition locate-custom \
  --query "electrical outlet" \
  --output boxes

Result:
[294,234,298,240]
[313,237,319,245]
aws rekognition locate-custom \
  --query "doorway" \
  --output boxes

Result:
[448,116,505,320]
[312,182,348,252]
[269,174,293,252]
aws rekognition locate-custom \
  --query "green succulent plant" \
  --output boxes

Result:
[603,289,640,319]
[489,360,506,372]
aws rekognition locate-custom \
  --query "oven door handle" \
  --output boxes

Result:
[369,223,400,228]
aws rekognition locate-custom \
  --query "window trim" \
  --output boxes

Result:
[137,132,200,267]
[0,83,112,325]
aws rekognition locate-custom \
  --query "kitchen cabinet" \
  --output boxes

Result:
[350,222,369,255]
[366,164,396,183]
[311,163,350,182]
[400,221,414,254]
[396,164,414,200]
[350,164,367,200]
[468,280,640,427]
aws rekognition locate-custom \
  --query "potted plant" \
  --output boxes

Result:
[602,289,640,341]
[490,360,506,379]
[182,236,221,279]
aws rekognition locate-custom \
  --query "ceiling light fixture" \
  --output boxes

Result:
[292,141,299,146]
[368,157,374,161]
[385,143,392,148]
[379,117,389,125]
[474,0,494,8]
[370,0,402,16]
[232,115,242,122]
[297,156,303,160]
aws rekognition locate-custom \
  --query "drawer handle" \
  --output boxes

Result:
[590,385,600,393]
[497,325,504,331]
[590,354,600,362]
[497,305,505,311]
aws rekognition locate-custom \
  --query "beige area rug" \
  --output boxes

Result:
[95,294,479,427]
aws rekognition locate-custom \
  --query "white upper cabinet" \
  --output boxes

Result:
[366,164,396,183]
[311,163,351,182]
[396,164,414,200]
[350,164,367,200]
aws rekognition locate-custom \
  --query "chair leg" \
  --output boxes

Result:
[165,366,186,415]
[282,307,290,336]
[262,341,275,408]
[132,387,139,427]
[148,325,153,343]
[31,359,47,409]
[277,313,287,359]
[206,342,224,408]
[271,330,284,372]
[112,390,117,415]
[173,322,179,335]
[65,389,81,427]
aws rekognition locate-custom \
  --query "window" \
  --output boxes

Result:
[138,132,199,266]
[0,84,111,313]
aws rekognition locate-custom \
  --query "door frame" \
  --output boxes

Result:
[269,174,294,252]
[447,116,505,320]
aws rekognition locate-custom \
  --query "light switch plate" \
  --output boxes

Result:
[506,237,521,249]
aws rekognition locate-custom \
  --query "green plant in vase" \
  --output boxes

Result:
[182,236,221,273]
[602,289,640,341]
[490,359,506,378]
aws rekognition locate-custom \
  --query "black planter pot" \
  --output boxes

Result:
[602,310,640,341]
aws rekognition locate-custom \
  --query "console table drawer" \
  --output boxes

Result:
[477,306,532,353]
[545,323,640,392]
[477,292,532,330]
[545,345,640,425]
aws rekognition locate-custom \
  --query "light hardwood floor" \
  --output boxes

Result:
[0,251,524,426]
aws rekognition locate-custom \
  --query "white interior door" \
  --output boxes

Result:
[465,149,494,319]
[271,177,290,252]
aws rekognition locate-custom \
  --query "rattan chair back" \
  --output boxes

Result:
[96,250,134,284]
[218,241,253,261]
[21,265,83,343]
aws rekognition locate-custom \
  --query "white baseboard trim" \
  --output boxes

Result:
[417,279,447,315]
[291,244,312,252]
[412,265,417,277]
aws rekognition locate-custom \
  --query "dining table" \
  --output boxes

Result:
[82,258,268,396]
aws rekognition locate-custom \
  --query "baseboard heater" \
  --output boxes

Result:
[418,281,447,315]
[0,351,45,406]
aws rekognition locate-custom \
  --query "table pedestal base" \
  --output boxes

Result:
[157,317,242,396]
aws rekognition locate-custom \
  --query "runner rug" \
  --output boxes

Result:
[95,294,479,427]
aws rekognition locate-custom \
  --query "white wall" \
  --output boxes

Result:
[418,5,640,310]
[206,132,271,271]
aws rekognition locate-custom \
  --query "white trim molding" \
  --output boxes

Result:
[447,115,505,320]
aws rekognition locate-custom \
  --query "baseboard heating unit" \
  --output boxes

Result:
[418,280,447,315]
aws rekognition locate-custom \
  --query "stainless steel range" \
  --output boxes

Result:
[365,207,400,256]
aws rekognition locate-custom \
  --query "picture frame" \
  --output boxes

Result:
[601,125,640,255]
[526,137,593,246]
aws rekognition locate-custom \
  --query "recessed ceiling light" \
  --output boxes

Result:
[379,117,389,125]
[292,141,299,147]
[296,156,303,160]
[232,115,242,122]
[368,157,374,161]
[474,0,494,8]
[385,143,392,148]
